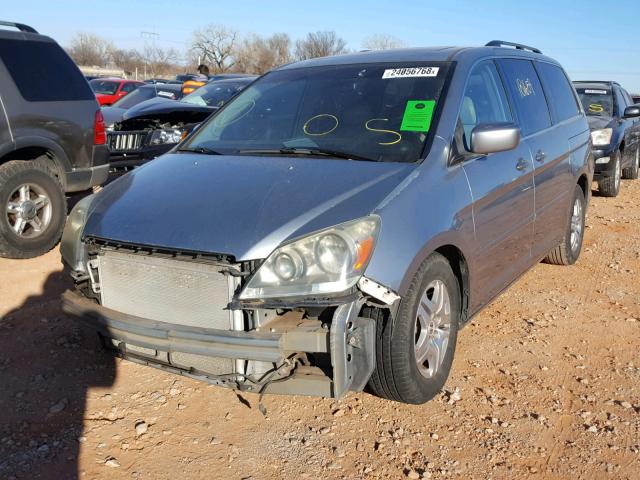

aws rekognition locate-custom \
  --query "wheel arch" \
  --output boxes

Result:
[398,239,472,325]
[0,137,71,188]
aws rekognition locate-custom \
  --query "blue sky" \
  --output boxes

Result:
[8,0,640,91]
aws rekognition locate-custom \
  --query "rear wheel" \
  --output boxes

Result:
[597,150,621,197]
[0,159,67,258]
[622,147,639,180]
[366,253,460,404]
[545,184,586,266]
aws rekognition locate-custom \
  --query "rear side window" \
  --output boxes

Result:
[0,39,94,102]
[535,62,580,122]
[459,60,513,150]
[121,82,138,93]
[497,59,551,136]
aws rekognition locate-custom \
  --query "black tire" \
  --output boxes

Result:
[366,253,460,404]
[544,184,586,266]
[597,150,621,197]
[0,159,67,259]
[622,147,639,180]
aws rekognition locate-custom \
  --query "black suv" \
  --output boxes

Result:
[573,81,640,197]
[0,21,108,258]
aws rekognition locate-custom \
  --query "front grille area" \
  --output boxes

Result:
[97,250,233,330]
[107,130,149,152]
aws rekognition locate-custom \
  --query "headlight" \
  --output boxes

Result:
[590,128,613,146]
[150,128,183,145]
[239,216,380,300]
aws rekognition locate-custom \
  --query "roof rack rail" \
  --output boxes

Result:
[485,40,542,54]
[574,80,620,86]
[0,21,38,34]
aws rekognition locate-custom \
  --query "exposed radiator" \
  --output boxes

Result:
[97,250,234,330]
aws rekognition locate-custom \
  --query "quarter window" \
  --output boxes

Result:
[0,39,94,102]
[458,61,512,151]
[497,59,551,136]
[535,62,579,122]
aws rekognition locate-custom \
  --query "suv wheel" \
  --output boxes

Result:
[622,147,640,180]
[0,159,67,259]
[366,253,460,404]
[598,150,622,197]
[545,184,586,266]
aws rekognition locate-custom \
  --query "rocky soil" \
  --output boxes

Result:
[0,180,639,479]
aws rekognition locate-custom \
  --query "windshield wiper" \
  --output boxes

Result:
[177,146,222,155]
[238,147,377,162]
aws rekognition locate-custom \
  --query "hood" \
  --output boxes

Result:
[101,106,127,127]
[122,97,216,123]
[83,154,414,260]
[586,115,614,130]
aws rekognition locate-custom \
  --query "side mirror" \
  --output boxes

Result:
[623,105,640,118]
[470,123,521,155]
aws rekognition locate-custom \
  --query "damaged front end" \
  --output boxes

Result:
[61,208,399,399]
[107,108,212,172]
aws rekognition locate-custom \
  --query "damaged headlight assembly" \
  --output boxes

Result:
[150,128,184,145]
[239,216,380,300]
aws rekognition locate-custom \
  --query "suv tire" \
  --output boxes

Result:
[545,184,586,266]
[622,147,640,180]
[0,159,67,259]
[366,253,460,404]
[598,150,622,197]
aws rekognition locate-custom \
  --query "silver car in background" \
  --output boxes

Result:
[61,41,592,405]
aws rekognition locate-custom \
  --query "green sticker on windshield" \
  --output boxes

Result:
[400,100,436,132]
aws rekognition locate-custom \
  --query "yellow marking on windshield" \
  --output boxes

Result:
[303,114,339,136]
[588,104,604,113]
[365,118,402,145]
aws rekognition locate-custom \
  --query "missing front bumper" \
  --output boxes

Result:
[62,290,375,398]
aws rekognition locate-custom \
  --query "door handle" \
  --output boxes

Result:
[535,150,546,162]
[515,158,528,171]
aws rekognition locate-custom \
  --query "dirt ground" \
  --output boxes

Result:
[0,180,639,480]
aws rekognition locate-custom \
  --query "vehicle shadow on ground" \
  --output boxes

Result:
[0,269,115,479]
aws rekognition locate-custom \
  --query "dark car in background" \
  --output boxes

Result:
[107,76,256,170]
[633,94,640,104]
[0,21,108,258]
[63,42,592,404]
[573,81,640,196]
[101,83,183,128]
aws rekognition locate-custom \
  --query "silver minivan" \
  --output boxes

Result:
[61,41,592,405]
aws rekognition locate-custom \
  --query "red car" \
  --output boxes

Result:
[89,78,145,106]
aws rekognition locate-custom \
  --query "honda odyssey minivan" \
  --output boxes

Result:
[61,41,592,405]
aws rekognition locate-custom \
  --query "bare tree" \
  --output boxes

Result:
[67,32,113,66]
[191,25,238,73]
[109,48,143,75]
[294,31,347,61]
[362,34,405,51]
[233,33,292,74]
[142,45,180,77]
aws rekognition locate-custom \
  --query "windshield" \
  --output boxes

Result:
[185,63,451,162]
[575,87,613,116]
[90,79,120,95]
[111,86,155,108]
[182,81,248,107]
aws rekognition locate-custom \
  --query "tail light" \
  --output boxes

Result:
[94,110,106,145]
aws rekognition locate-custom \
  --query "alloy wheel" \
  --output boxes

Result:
[570,196,583,253]
[5,183,52,238]
[414,279,452,379]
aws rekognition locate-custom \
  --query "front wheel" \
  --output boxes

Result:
[544,184,586,266]
[622,147,639,180]
[597,150,621,197]
[366,253,460,404]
